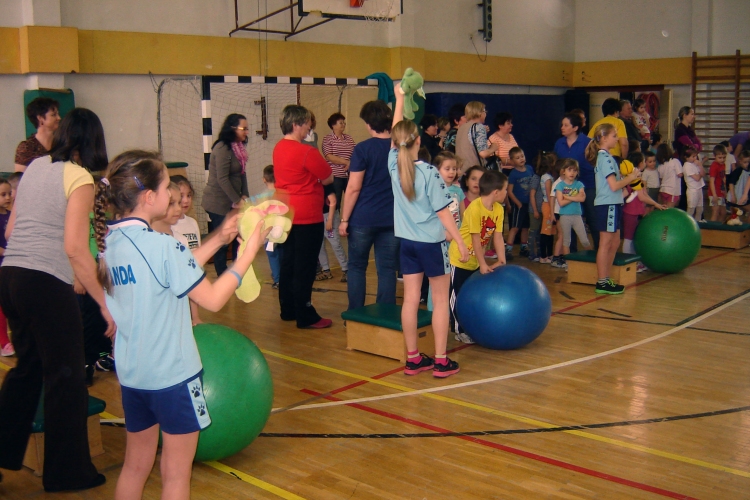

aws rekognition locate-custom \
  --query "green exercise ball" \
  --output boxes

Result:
[633,208,701,273]
[192,324,273,462]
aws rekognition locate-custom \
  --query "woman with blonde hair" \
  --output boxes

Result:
[455,101,498,174]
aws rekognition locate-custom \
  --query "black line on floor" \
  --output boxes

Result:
[555,312,673,326]
[559,291,576,300]
[598,308,632,318]
[675,286,750,326]
[686,326,750,336]
[260,405,750,439]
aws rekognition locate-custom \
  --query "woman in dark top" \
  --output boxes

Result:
[202,113,250,276]
[0,108,114,492]
[554,112,598,249]
[673,106,702,158]
[419,114,443,161]
[673,106,702,211]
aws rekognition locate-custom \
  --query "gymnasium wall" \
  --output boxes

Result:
[2,0,749,170]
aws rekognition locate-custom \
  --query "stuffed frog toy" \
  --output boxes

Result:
[399,67,425,121]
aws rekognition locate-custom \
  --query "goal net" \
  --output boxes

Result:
[158,77,378,234]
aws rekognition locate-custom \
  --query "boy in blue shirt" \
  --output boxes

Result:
[505,147,535,258]
[554,159,591,253]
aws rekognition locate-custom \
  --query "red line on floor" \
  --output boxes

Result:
[301,389,697,500]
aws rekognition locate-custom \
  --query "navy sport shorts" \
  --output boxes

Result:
[400,239,450,277]
[121,373,212,434]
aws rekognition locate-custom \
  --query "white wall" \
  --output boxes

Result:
[395,0,574,61]
[63,74,162,158]
[709,0,750,55]
[574,0,694,62]
[0,75,32,169]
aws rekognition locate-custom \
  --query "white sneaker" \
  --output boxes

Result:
[1,343,14,357]
[454,332,475,344]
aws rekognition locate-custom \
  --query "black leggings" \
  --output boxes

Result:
[0,267,99,490]
[279,222,325,327]
[540,234,554,259]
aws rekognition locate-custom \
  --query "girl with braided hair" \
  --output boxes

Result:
[94,150,269,499]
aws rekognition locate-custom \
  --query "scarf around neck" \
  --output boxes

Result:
[231,141,248,174]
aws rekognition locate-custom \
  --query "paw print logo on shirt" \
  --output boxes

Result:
[190,384,201,398]
[175,241,186,252]
[187,258,196,269]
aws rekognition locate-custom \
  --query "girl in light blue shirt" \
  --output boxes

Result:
[389,89,468,378]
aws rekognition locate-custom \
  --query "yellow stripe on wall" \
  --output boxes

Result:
[0,25,693,87]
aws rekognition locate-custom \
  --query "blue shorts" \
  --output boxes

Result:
[121,373,212,434]
[400,239,450,277]
[595,204,623,233]
[510,203,530,229]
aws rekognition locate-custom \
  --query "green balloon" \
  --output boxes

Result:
[192,324,273,462]
[634,208,701,273]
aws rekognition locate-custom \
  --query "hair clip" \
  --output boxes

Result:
[399,141,408,147]
[133,176,145,190]
[100,177,110,187]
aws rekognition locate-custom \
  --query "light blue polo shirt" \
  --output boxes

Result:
[594,150,624,206]
[105,218,206,391]
[388,149,451,243]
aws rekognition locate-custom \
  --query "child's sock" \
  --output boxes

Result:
[597,277,609,286]
[622,239,634,254]
[434,354,448,366]
[521,243,528,249]
[407,350,422,364]
[505,245,513,252]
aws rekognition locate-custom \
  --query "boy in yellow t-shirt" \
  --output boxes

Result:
[448,170,508,343]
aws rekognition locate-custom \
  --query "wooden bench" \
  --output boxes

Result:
[341,304,434,363]
[24,395,106,476]
[565,251,641,286]
[698,221,750,249]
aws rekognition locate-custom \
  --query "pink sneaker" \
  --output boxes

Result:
[485,249,497,258]
[1,343,15,357]
[301,318,332,329]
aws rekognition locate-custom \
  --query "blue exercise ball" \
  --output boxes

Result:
[455,265,552,350]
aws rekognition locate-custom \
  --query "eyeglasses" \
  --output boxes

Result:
[234,127,249,131]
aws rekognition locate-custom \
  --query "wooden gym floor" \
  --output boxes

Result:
[1,242,750,499]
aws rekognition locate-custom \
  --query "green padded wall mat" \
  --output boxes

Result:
[24,88,75,138]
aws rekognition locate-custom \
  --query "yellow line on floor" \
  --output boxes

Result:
[0,361,308,496]
[261,348,750,479]
[204,461,307,500]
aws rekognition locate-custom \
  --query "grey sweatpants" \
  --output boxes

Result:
[319,211,348,271]
[560,214,590,249]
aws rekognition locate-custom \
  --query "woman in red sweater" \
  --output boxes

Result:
[273,105,334,328]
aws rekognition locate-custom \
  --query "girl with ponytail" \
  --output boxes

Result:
[389,87,469,378]
[96,150,270,499]
[587,124,639,295]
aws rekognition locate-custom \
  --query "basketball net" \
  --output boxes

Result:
[353,0,397,23]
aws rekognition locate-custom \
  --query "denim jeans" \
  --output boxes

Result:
[346,225,399,310]
[266,244,282,284]
[206,211,238,276]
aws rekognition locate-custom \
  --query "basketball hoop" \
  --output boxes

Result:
[362,0,398,23]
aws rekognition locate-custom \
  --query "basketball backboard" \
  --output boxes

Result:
[298,0,402,21]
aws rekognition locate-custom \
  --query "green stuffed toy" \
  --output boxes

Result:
[235,200,292,303]
[399,67,426,121]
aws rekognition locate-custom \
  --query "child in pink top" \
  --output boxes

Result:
[621,152,665,272]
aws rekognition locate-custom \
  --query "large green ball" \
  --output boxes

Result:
[634,208,701,273]
[193,324,273,462]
